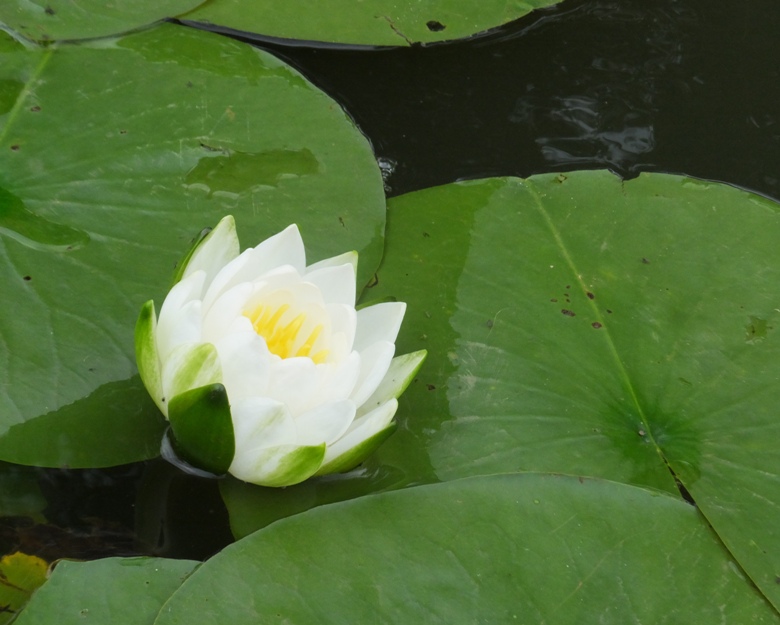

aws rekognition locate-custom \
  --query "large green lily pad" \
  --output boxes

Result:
[0,24,386,468]
[360,171,780,609]
[158,475,779,624]
[182,0,563,47]
[0,0,206,42]
[14,557,199,625]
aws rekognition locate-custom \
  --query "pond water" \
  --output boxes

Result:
[3,0,779,562]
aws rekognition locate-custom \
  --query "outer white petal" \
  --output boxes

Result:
[229,443,325,487]
[182,215,240,289]
[357,350,427,418]
[230,396,297,452]
[202,225,306,311]
[306,250,358,275]
[353,302,406,352]
[321,399,398,467]
[160,341,222,406]
[156,270,206,361]
[303,263,356,307]
[350,340,395,408]
[294,399,356,446]
[212,327,272,403]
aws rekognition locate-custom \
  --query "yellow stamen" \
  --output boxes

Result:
[244,303,329,362]
[296,325,323,358]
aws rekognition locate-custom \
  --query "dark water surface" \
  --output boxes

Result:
[4,0,780,561]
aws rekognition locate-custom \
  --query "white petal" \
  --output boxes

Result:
[182,215,240,289]
[325,303,357,359]
[201,248,255,313]
[306,250,358,275]
[201,282,253,342]
[353,302,406,352]
[160,341,222,404]
[266,357,319,414]
[230,396,297,453]
[322,399,398,466]
[303,263,356,307]
[229,443,325,487]
[351,341,395,407]
[316,351,361,405]
[294,399,356,446]
[357,350,427,418]
[212,329,272,403]
[156,271,206,361]
[202,225,306,311]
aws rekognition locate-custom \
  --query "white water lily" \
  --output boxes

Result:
[136,216,425,487]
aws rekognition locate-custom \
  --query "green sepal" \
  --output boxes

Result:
[171,226,213,286]
[315,421,397,476]
[134,300,164,414]
[168,383,235,475]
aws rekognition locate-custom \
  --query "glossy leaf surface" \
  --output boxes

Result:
[160,475,779,624]
[0,24,385,467]
[182,0,563,47]
[0,0,205,42]
[14,557,198,625]
[367,171,780,609]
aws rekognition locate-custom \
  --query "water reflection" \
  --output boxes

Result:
[258,0,779,200]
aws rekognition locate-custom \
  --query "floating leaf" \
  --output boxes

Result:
[0,552,48,625]
[365,171,780,609]
[0,24,385,467]
[182,0,564,47]
[13,557,198,625]
[159,475,779,624]
[0,0,206,42]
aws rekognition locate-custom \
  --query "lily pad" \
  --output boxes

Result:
[13,557,198,625]
[0,0,206,42]
[363,171,780,609]
[0,24,386,468]
[158,475,779,624]
[181,0,563,47]
[0,552,48,625]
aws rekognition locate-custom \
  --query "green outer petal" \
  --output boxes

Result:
[178,215,240,285]
[357,349,427,417]
[316,422,397,476]
[134,300,164,414]
[168,383,235,475]
[165,342,223,403]
[171,227,213,286]
[236,444,326,488]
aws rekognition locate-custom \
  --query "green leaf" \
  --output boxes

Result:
[13,557,198,625]
[0,0,206,42]
[0,376,166,468]
[157,475,780,624]
[168,383,234,475]
[0,23,385,467]
[182,0,564,47]
[367,171,780,609]
[0,552,48,625]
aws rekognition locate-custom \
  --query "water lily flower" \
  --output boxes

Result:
[135,216,425,487]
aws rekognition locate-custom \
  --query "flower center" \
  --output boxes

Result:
[245,303,328,363]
